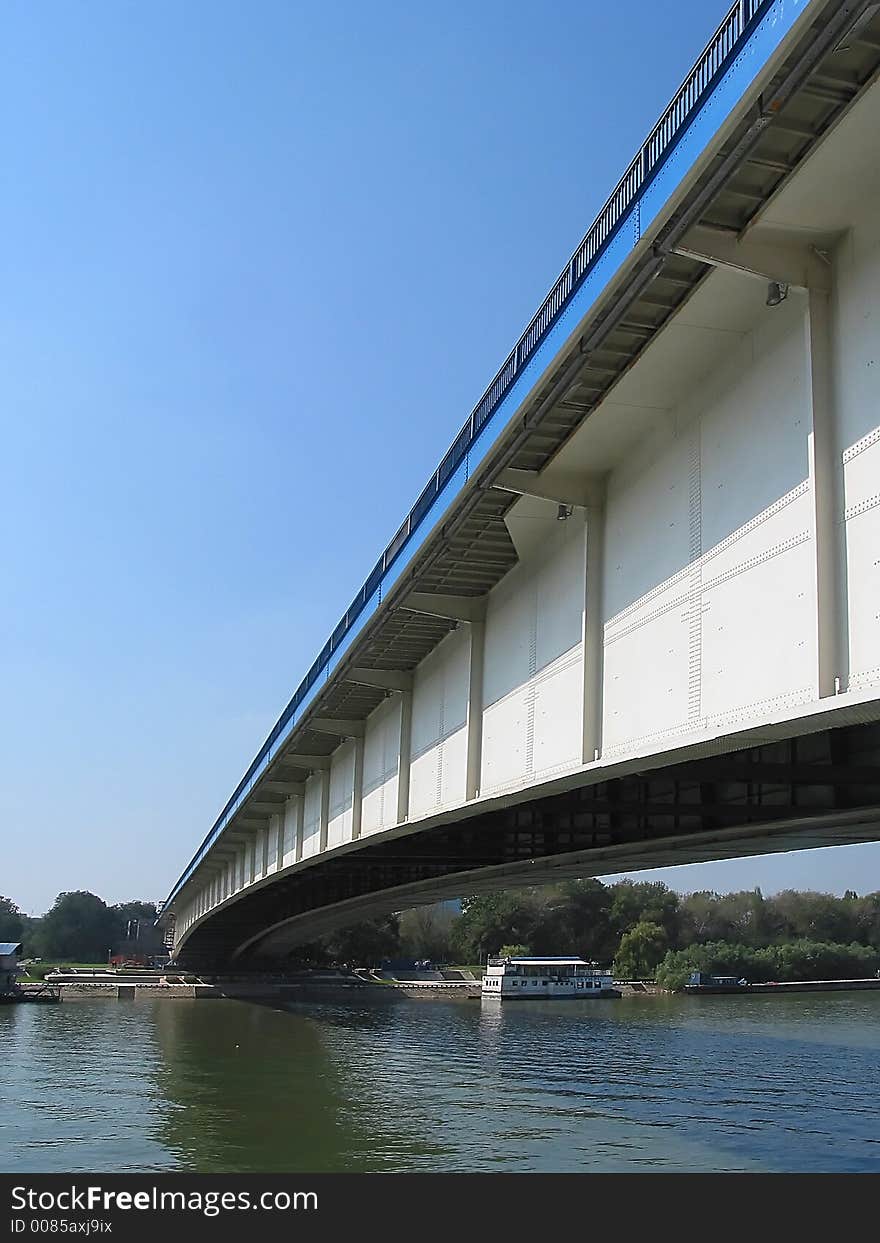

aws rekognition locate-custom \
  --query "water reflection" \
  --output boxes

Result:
[2,992,879,1173]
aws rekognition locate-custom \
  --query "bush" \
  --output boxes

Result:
[655,939,880,991]
[497,944,531,959]
[613,921,667,978]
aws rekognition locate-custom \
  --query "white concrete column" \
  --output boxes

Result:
[351,735,365,840]
[805,286,845,697]
[294,794,305,863]
[318,768,330,852]
[272,813,282,871]
[582,497,606,763]
[465,619,486,800]
[396,688,413,823]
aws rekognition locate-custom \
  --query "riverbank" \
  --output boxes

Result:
[32,970,880,1003]
[30,967,483,1002]
[748,977,880,993]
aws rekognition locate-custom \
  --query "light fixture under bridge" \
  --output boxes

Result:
[766,280,789,307]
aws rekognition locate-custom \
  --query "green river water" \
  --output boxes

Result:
[2,991,878,1173]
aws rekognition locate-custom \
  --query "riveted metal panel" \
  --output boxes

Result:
[362,695,401,836]
[703,537,816,724]
[281,797,299,869]
[409,628,469,818]
[481,521,585,793]
[266,813,280,874]
[301,774,323,860]
[834,193,880,691]
[846,507,880,688]
[604,432,693,622]
[700,305,809,552]
[532,645,584,777]
[604,601,690,753]
[328,740,355,849]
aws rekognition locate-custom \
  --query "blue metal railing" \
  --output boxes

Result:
[166,0,774,906]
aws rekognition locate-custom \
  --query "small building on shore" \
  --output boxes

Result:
[0,943,23,996]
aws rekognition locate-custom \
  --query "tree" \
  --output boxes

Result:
[655,938,880,991]
[0,896,24,945]
[768,890,859,944]
[558,880,615,962]
[853,893,880,949]
[609,881,680,944]
[613,920,668,979]
[498,944,531,959]
[320,915,400,966]
[398,904,456,962]
[35,891,116,962]
[450,892,540,962]
[680,889,769,947]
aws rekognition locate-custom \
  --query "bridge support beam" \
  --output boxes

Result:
[262,823,271,877]
[582,494,606,763]
[397,689,413,823]
[344,667,413,692]
[466,619,486,800]
[402,593,487,622]
[263,780,305,796]
[292,792,305,864]
[351,735,365,840]
[671,224,832,293]
[805,284,845,698]
[284,754,331,771]
[492,467,606,508]
[317,767,330,853]
[311,718,366,738]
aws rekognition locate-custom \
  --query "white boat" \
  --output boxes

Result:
[481,956,618,999]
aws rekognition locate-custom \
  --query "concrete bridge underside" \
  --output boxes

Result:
[164,1,880,967]
[181,716,880,966]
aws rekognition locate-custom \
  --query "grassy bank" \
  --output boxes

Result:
[20,962,109,981]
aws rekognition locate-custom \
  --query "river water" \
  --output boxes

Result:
[2,992,878,1173]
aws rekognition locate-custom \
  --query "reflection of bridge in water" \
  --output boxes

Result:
[161,0,880,967]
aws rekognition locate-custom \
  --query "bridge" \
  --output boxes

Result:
[160,0,880,967]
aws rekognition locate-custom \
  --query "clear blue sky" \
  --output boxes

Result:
[3,0,878,915]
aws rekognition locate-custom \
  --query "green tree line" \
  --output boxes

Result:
[0,892,161,962]
[293,879,880,986]
[6,880,880,988]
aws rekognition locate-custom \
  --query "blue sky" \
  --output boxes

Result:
[3,0,878,915]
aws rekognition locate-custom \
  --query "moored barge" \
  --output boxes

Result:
[482,956,619,999]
